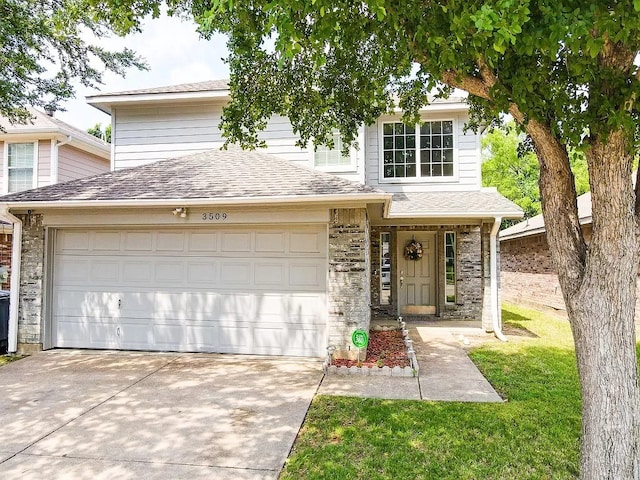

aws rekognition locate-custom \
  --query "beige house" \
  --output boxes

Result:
[1,81,522,356]
[0,109,110,288]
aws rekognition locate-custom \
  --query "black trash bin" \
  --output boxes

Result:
[0,290,9,354]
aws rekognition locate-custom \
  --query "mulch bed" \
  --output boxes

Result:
[332,329,410,368]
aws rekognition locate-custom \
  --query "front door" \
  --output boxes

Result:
[397,231,436,315]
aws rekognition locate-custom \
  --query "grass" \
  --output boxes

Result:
[0,354,22,367]
[281,302,640,480]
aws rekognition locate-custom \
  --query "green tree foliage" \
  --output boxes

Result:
[482,124,589,221]
[0,0,146,127]
[87,123,112,143]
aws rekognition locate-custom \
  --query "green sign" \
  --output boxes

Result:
[351,329,369,349]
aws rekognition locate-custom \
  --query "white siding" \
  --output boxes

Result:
[365,112,482,192]
[112,103,366,182]
[57,145,110,182]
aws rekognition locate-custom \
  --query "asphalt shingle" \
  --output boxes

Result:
[87,80,230,98]
[0,147,382,203]
[389,190,523,218]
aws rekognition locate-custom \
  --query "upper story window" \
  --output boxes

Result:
[5,142,37,193]
[312,131,357,172]
[382,120,454,180]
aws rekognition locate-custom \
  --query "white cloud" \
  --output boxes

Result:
[57,14,229,130]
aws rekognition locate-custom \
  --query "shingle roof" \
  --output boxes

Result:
[500,191,592,240]
[0,108,110,153]
[389,189,523,218]
[0,146,383,204]
[87,80,230,98]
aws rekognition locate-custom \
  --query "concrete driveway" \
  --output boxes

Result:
[0,350,323,479]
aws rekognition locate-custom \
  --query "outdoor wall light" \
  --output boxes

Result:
[172,207,188,218]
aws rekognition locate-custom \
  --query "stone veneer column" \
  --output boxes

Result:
[17,213,45,353]
[452,225,484,319]
[327,208,370,359]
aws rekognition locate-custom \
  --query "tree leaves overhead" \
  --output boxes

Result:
[0,0,147,127]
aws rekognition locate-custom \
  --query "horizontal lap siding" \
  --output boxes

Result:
[57,145,109,182]
[36,141,51,187]
[114,105,312,169]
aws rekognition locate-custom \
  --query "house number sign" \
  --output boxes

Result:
[201,212,228,221]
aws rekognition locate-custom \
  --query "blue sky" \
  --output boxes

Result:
[57,14,229,130]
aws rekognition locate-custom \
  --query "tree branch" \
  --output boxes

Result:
[470,56,587,292]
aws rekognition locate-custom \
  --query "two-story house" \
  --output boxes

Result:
[0,108,110,291]
[0,81,521,356]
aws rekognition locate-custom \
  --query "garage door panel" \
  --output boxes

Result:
[156,232,185,251]
[219,324,252,352]
[255,232,286,252]
[124,232,153,251]
[122,261,153,283]
[90,260,119,283]
[57,231,90,252]
[120,292,155,318]
[289,263,323,287]
[155,261,184,283]
[220,262,251,284]
[221,232,251,252]
[290,232,323,253]
[56,316,120,348]
[153,324,218,350]
[254,263,284,286]
[56,258,90,283]
[93,231,121,251]
[55,290,119,317]
[54,226,327,357]
[186,262,218,284]
[188,232,218,252]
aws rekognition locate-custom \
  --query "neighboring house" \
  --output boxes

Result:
[0,109,111,290]
[500,192,593,312]
[1,81,522,357]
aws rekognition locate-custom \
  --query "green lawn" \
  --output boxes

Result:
[281,303,640,480]
[0,354,22,367]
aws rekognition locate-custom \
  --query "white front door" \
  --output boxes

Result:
[397,231,436,315]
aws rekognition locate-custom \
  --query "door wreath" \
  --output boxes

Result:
[404,239,423,260]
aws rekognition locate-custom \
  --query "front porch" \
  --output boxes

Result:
[369,224,496,330]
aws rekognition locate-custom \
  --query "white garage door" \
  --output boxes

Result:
[52,226,327,357]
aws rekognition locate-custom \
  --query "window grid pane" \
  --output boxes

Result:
[314,133,351,168]
[445,232,456,304]
[7,143,34,193]
[419,121,454,177]
[382,122,417,178]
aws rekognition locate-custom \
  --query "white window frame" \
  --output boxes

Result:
[309,129,361,173]
[3,140,38,194]
[444,231,456,305]
[378,117,458,184]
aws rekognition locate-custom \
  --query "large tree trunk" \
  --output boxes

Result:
[532,125,640,479]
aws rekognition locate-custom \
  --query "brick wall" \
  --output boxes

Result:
[501,233,555,274]
[17,214,45,352]
[500,225,598,314]
[327,208,371,359]
[370,224,486,321]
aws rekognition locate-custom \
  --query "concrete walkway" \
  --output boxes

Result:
[318,321,503,403]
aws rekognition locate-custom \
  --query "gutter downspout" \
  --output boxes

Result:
[490,216,507,342]
[0,206,22,353]
[52,135,72,185]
